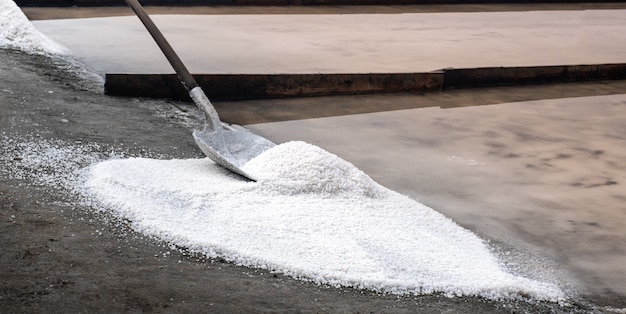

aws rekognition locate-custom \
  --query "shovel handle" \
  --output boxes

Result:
[124,0,198,92]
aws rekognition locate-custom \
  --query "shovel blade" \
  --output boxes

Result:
[193,125,275,181]
[124,0,275,181]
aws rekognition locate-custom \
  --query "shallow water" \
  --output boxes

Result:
[247,94,626,303]
[33,10,626,75]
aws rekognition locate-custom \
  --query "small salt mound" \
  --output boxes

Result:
[0,0,67,54]
[243,141,385,197]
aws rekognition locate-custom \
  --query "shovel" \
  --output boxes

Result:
[125,0,275,181]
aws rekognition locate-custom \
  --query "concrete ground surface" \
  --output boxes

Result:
[2,3,626,313]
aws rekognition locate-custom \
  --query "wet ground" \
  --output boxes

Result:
[2,3,626,313]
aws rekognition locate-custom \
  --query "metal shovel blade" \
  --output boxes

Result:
[125,0,275,181]
[193,125,276,180]
[188,86,276,181]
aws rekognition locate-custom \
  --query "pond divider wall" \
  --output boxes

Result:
[104,63,626,101]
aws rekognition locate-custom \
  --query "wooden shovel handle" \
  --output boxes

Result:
[124,0,198,92]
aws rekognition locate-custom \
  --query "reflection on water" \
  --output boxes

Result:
[248,93,626,306]
[214,80,626,125]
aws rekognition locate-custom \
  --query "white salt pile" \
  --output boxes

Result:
[0,0,67,54]
[83,141,566,302]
